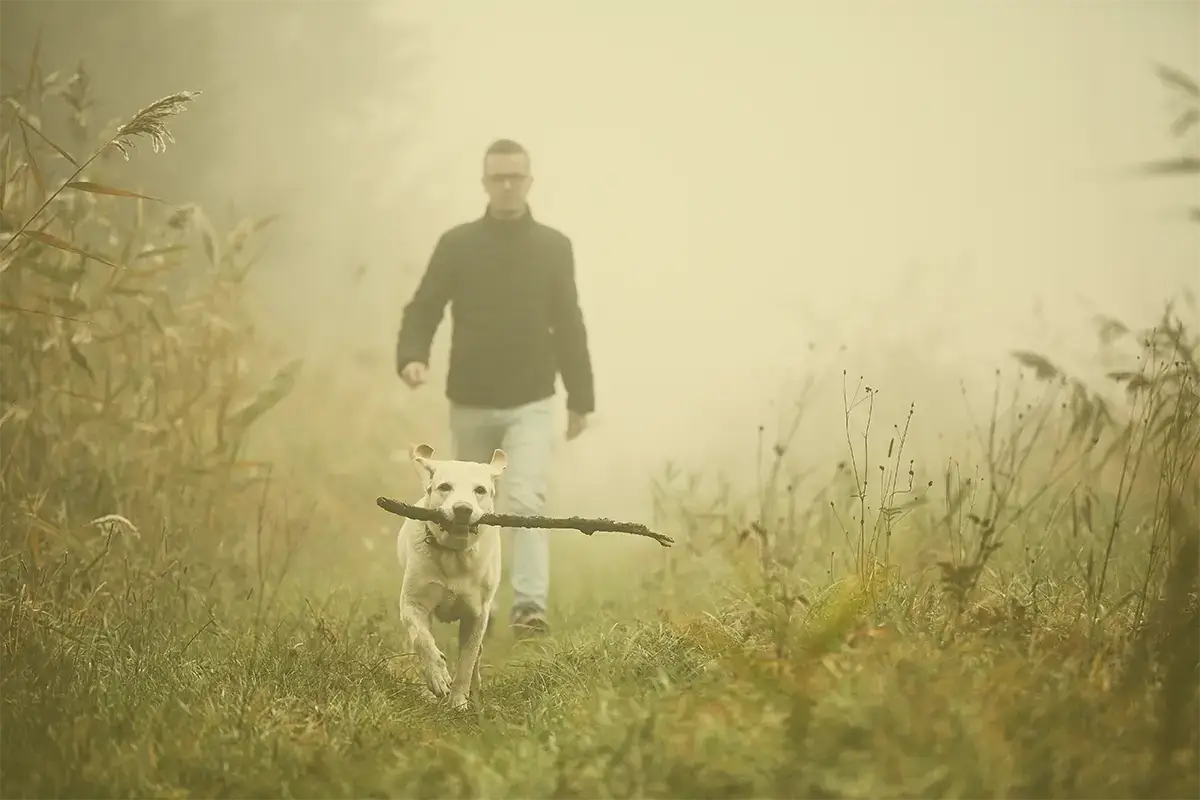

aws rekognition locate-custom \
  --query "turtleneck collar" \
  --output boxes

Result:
[481,204,535,229]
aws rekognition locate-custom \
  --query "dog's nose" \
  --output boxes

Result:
[451,503,474,522]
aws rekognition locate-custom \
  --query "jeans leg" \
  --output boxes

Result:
[448,405,505,464]
[497,397,557,618]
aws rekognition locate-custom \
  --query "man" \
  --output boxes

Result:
[395,138,595,638]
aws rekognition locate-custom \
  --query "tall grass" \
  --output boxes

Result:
[1,55,1197,799]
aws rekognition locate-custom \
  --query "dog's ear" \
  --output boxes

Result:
[489,448,507,475]
[411,443,435,479]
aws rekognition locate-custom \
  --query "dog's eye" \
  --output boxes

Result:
[436,482,452,493]
[474,485,487,495]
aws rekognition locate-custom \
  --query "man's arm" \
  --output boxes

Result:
[549,237,595,415]
[396,233,455,375]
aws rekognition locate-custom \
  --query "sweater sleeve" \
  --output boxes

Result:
[549,237,596,414]
[395,232,455,373]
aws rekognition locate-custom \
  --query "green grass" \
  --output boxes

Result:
[2,528,1196,799]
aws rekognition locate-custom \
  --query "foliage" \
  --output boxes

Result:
[0,58,297,533]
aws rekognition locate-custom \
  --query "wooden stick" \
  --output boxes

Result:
[376,496,674,547]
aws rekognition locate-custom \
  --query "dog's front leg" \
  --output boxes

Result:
[399,595,451,698]
[450,608,486,710]
[469,605,489,705]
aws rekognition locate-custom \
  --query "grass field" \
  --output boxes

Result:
[2,504,1197,799]
[2,57,1198,800]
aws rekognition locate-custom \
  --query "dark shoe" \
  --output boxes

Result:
[511,606,550,640]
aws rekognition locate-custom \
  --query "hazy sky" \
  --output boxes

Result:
[376,1,1199,516]
[5,1,1194,522]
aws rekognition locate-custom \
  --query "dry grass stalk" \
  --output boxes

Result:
[109,92,201,159]
[1,90,200,257]
[375,496,675,547]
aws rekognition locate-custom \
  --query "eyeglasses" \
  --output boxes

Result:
[484,173,530,185]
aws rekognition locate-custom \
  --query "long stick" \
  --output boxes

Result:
[376,496,674,547]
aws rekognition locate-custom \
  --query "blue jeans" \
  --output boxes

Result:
[449,396,556,619]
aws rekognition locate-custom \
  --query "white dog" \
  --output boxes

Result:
[396,443,506,710]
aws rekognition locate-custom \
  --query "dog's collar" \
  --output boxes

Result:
[422,523,456,551]
[422,521,478,552]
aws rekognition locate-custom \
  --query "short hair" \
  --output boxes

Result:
[483,138,529,170]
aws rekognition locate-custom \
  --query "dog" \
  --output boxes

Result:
[395,443,506,710]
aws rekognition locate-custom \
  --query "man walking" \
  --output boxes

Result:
[395,138,595,638]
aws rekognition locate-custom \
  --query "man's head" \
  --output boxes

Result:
[411,443,507,545]
[482,138,532,216]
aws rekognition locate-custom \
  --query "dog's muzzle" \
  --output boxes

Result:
[441,503,481,535]
[449,503,476,525]
[425,503,482,545]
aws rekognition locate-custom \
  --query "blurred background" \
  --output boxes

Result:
[2,0,1197,560]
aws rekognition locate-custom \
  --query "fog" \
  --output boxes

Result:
[3,0,1198,526]
[404,0,1200,519]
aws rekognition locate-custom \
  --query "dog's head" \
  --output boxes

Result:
[411,443,507,544]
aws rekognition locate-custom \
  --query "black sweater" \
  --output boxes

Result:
[395,209,595,414]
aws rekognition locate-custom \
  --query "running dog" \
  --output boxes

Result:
[396,443,506,710]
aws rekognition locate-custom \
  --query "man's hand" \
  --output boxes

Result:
[566,411,588,441]
[400,362,428,389]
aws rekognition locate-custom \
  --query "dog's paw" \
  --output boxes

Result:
[425,669,452,698]
[448,690,470,711]
[422,654,452,698]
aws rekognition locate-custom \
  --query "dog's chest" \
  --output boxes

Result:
[440,540,500,587]
[413,533,498,591]
[420,553,495,620]
[433,544,483,575]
